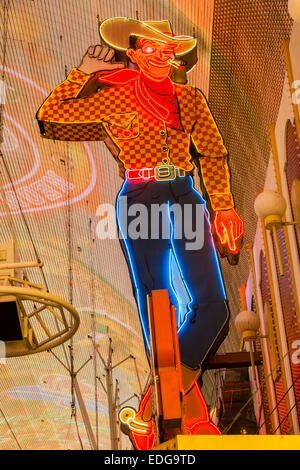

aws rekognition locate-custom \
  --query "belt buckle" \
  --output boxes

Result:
[141,168,153,179]
[126,168,154,181]
[154,164,176,181]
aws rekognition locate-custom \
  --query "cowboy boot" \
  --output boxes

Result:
[119,377,220,449]
[183,380,221,435]
[181,364,202,393]
[119,385,155,450]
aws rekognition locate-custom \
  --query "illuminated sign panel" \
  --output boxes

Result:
[34,16,244,449]
[0,3,244,450]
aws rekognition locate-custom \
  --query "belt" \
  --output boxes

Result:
[125,164,188,182]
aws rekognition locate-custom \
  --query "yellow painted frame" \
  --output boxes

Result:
[247,243,278,432]
[269,123,300,326]
[155,434,300,450]
[260,219,294,433]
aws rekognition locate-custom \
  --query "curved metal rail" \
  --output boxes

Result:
[0,281,80,357]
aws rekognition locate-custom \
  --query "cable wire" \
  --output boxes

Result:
[222,344,295,434]
[0,405,22,450]
[256,373,300,434]
[89,215,99,449]
[272,393,300,435]
[65,137,84,450]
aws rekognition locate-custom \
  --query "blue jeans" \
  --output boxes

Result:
[116,176,229,369]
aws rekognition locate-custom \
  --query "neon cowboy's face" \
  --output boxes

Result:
[127,38,177,81]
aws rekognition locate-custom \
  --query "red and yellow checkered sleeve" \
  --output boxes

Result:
[191,89,234,211]
[36,68,109,141]
[200,156,234,211]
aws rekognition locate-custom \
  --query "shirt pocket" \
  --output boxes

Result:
[102,112,140,140]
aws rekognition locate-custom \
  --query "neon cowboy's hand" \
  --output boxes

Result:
[78,44,125,75]
[213,209,244,256]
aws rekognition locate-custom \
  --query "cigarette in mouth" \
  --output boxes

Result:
[167,59,183,70]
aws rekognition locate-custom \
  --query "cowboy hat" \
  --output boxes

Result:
[99,17,198,72]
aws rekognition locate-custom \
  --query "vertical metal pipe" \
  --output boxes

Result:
[106,366,119,449]
[253,238,281,434]
[115,379,121,450]
[73,376,97,450]
[246,244,269,433]
[106,341,119,450]
[271,225,284,276]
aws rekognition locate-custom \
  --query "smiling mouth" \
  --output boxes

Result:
[148,59,170,68]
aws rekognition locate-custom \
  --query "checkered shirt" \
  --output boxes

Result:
[36,68,234,211]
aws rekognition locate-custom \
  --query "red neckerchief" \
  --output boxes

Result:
[97,68,183,131]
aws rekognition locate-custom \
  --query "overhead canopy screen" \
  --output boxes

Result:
[0,0,293,449]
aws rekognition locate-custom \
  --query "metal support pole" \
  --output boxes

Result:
[94,338,144,449]
[106,340,119,450]
[73,375,97,450]
[115,379,121,450]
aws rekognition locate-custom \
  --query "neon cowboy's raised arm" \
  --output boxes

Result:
[36,68,112,141]
[190,89,234,212]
